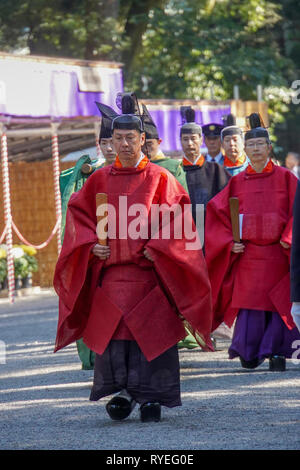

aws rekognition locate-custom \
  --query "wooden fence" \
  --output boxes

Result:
[0,160,73,287]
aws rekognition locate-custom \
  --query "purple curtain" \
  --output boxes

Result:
[148,107,231,152]
[0,59,123,118]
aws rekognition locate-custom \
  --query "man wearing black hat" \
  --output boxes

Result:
[221,114,249,176]
[179,108,231,349]
[180,107,231,221]
[93,102,118,167]
[54,93,213,423]
[141,104,188,191]
[206,113,300,371]
[59,101,117,219]
[202,123,224,165]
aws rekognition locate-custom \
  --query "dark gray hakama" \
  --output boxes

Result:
[90,340,181,407]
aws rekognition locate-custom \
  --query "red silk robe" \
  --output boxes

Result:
[205,163,298,331]
[54,159,213,361]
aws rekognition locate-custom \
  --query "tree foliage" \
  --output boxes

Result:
[0,1,166,64]
[130,0,292,99]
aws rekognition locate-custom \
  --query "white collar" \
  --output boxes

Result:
[134,153,145,168]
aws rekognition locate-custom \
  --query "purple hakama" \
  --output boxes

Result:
[229,309,300,363]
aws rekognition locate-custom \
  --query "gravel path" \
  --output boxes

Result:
[0,291,299,450]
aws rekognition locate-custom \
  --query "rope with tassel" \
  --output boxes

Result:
[0,129,15,303]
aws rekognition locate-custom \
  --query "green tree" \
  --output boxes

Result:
[129,0,288,96]
[0,0,167,70]
[270,0,300,156]
[127,0,297,156]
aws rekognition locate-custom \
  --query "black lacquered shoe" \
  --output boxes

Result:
[239,357,262,369]
[269,355,286,371]
[140,402,161,423]
[106,393,136,421]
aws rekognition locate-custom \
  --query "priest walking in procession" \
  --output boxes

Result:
[179,106,232,349]
[53,93,213,422]
[221,114,249,176]
[205,113,300,371]
[180,106,231,220]
[140,103,188,192]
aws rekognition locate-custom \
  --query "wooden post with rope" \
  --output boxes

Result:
[0,123,15,303]
[51,122,62,254]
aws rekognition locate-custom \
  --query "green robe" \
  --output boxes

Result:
[150,153,188,192]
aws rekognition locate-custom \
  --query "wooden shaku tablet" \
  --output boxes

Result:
[229,197,241,243]
[96,193,108,246]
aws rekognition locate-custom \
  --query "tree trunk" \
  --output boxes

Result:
[120,0,167,80]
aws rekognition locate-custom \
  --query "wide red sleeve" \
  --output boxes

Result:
[268,170,298,328]
[204,181,239,330]
[53,172,105,352]
[146,172,214,351]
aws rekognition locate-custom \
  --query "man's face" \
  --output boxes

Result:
[204,136,221,156]
[142,138,162,160]
[222,134,244,162]
[285,154,298,169]
[245,137,270,166]
[112,129,145,167]
[100,138,116,164]
[181,133,202,161]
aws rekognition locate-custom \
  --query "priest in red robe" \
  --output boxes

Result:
[205,113,300,371]
[54,93,213,422]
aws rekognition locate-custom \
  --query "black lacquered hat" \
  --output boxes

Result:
[141,104,159,139]
[180,106,202,137]
[221,114,243,140]
[112,92,144,132]
[245,113,270,141]
[95,101,118,139]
